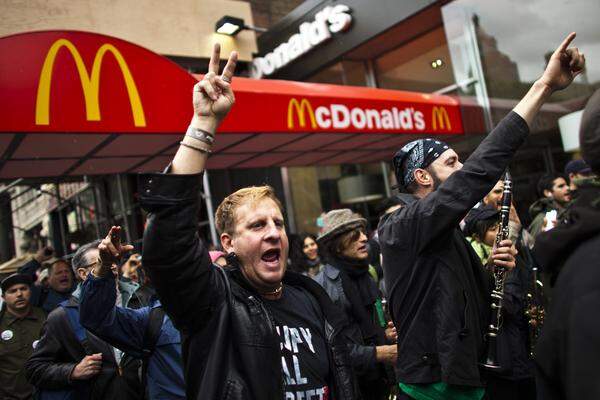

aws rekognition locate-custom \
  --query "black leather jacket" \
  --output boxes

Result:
[139,171,360,400]
[378,111,530,387]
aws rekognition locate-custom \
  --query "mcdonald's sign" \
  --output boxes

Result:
[431,106,451,131]
[288,98,317,129]
[35,38,146,127]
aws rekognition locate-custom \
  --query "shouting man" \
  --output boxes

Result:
[131,44,359,400]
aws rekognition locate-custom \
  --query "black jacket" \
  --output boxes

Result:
[533,180,600,400]
[139,172,360,400]
[378,111,529,386]
[315,264,379,376]
[491,250,534,381]
[315,264,392,400]
[24,296,139,400]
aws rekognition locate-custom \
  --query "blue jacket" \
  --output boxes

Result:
[80,274,185,400]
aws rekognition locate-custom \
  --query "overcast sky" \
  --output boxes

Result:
[445,0,600,83]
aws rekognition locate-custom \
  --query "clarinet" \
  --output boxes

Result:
[480,170,512,371]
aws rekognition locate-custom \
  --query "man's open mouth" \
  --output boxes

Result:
[261,248,281,264]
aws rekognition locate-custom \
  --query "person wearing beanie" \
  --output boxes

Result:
[315,209,397,400]
[0,273,46,400]
[378,33,584,400]
[463,206,500,266]
[463,206,536,399]
[534,88,600,400]
[564,159,593,192]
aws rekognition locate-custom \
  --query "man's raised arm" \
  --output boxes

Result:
[382,32,586,252]
[171,44,237,175]
[513,32,584,127]
[138,44,237,333]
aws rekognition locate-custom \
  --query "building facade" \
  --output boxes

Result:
[1,0,598,264]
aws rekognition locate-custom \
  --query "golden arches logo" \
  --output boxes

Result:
[287,98,316,129]
[35,38,146,127]
[431,106,451,131]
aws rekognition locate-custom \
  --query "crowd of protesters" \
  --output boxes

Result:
[0,32,598,400]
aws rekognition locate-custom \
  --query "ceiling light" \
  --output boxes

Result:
[430,58,444,69]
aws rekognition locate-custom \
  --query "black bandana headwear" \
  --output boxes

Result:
[392,138,450,189]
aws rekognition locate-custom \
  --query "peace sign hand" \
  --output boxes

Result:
[540,32,586,92]
[193,43,238,123]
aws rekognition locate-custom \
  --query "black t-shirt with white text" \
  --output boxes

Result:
[265,285,331,400]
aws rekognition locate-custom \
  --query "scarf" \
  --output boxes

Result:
[306,257,322,269]
[328,255,383,345]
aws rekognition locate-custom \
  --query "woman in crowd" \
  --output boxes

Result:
[289,233,323,277]
[315,209,397,400]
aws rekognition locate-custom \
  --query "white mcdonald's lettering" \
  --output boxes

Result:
[287,98,438,131]
[314,107,331,128]
[314,104,425,131]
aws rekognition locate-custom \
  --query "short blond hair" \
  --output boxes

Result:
[215,186,284,235]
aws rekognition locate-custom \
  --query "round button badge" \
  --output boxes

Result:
[1,330,14,341]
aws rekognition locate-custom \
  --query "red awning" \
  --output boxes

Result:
[0,30,465,180]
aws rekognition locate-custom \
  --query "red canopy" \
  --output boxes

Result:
[0,30,465,180]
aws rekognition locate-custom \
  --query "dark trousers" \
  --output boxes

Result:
[485,377,536,400]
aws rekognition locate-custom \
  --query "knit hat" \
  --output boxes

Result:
[463,205,499,237]
[1,273,32,293]
[316,209,367,244]
[209,251,226,263]
[564,159,592,176]
[580,88,600,174]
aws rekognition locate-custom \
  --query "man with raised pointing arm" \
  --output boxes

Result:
[123,44,360,400]
[378,33,585,400]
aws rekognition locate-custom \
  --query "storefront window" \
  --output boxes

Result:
[375,27,457,93]
[307,60,368,86]
[288,163,387,235]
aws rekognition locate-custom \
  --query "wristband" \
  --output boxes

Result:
[179,141,212,155]
[185,125,215,146]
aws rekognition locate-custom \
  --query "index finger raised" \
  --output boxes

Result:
[554,32,576,55]
[104,226,117,241]
[221,51,238,82]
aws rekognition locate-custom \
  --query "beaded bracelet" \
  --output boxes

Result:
[179,141,212,155]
